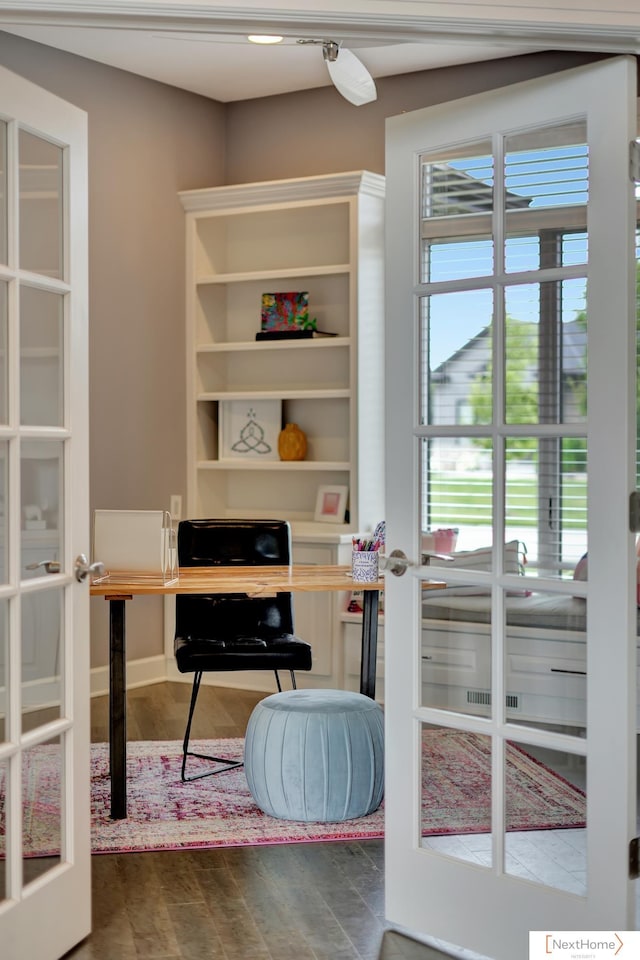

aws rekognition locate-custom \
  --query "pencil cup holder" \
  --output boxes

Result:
[352,550,379,583]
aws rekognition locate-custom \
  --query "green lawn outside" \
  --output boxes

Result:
[429,476,587,528]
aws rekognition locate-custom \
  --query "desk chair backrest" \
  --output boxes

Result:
[178,517,292,568]
[175,518,294,640]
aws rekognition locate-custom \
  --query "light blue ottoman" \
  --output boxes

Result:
[244,689,384,822]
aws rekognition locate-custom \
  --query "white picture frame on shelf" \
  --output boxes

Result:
[219,399,282,461]
[314,484,349,523]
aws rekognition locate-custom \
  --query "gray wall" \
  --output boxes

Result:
[225,51,608,183]
[0,32,226,670]
[0,34,611,673]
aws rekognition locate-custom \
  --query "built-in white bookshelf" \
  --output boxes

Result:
[179,171,385,535]
[176,171,386,692]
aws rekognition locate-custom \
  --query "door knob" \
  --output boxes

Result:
[74,553,106,583]
[379,549,413,577]
[26,559,61,575]
[380,549,455,577]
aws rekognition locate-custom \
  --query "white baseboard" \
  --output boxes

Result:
[91,655,338,699]
[90,654,168,698]
[21,678,63,714]
[165,659,276,693]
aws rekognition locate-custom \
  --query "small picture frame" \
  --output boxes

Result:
[219,399,282,461]
[314,484,348,524]
[261,291,309,332]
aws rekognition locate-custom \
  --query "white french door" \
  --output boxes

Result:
[384,56,638,957]
[0,67,91,959]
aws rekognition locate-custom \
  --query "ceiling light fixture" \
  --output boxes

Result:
[247,35,284,44]
[297,39,377,106]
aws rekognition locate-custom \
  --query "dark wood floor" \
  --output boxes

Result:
[61,681,451,960]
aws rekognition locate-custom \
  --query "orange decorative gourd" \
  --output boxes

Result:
[278,423,307,461]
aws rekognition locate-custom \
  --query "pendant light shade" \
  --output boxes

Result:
[298,39,377,106]
[323,43,377,106]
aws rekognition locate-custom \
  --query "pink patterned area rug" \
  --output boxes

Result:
[15,731,585,856]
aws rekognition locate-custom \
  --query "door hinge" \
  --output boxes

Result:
[630,491,640,533]
[630,141,640,183]
[630,837,640,878]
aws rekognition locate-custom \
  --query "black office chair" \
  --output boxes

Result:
[174,518,312,781]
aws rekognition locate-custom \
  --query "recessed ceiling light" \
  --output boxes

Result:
[247,35,284,45]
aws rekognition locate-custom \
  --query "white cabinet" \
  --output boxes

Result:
[179,172,386,690]
[343,611,640,729]
[418,618,588,728]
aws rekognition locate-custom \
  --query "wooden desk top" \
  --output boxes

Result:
[89,564,446,598]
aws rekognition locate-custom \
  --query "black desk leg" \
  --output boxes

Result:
[109,599,127,820]
[360,589,379,700]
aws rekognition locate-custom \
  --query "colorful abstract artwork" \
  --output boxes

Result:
[260,291,310,332]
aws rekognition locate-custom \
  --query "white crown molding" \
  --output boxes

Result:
[0,1,639,53]
[179,169,385,212]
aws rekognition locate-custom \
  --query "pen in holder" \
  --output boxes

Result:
[352,537,381,583]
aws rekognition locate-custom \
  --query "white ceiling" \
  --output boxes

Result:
[0,23,541,102]
[1,0,638,104]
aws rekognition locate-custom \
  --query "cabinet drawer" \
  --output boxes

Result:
[422,640,489,687]
[508,652,586,689]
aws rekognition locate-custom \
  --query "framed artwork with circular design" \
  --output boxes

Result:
[219,399,282,461]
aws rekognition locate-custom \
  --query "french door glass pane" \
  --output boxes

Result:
[20,439,63,577]
[504,742,586,894]
[0,120,6,266]
[425,236,493,283]
[18,129,63,280]
[0,279,7,424]
[637,226,640,492]
[505,585,587,731]
[504,121,588,275]
[20,284,64,427]
[420,140,494,220]
[420,438,493,551]
[504,123,588,208]
[420,723,493,866]
[21,587,63,732]
[0,756,6,901]
[504,280,586,426]
[421,586,493,716]
[0,438,6,584]
[420,290,493,427]
[505,437,587,579]
[22,735,63,884]
[0,597,6,744]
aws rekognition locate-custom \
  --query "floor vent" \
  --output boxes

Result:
[466,690,521,710]
[467,689,491,706]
